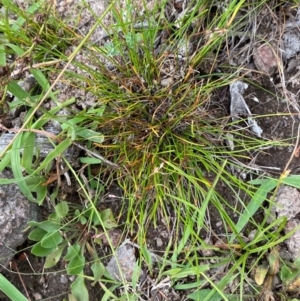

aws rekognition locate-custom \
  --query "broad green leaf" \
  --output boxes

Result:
[21,132,35,173]
[55,201,69,218]
[44,243,66,269]
[76,128,104,144]
[80,216,87,225]
[64,244,81,261]
[26,176,47,205]
[32,185,47,205]
[5,43,25,56]
[100,208,118,229]
[48,212,62,224]
[67,254,85,275]
[70,276,89,301]
[41,230,63,248]
[75,210,87,224]
[0,274,28,301]
[32,138,72,174]
[89,210,100,225]
[7,80,30,101]
[282,175,300,189]
[31,242,57,257]
[0,151,11,172]
[28,220,61,232]
[280,266,298,285]
[235,178,278,234]
[91,261,105,282]
[28,227,47,241]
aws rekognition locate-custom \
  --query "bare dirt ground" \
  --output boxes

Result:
[2,0,300,301]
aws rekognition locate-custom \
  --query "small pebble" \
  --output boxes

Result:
[156,237,163,247]
[253,44,278,74]
[60,274,68,284]
[284,219,300,260]
[160,77,174,87]
[69,275,76,282]
[33,293,42,300]
[216,220,223,228]
[247,230,257,241]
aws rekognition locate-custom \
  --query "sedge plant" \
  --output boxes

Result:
[1,0,299,300]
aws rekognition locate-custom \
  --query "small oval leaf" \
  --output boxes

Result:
[64,244,81,261]
[67,254,85,275]
[44,243,66,269]
[31,242,56,257]
[28,227,47,241]
[41,230,63,248]
[55,201,69,218]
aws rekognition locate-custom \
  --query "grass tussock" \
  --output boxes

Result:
[1,0,299,300]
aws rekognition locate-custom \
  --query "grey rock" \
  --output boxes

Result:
[284,219,300,260]
[106,241,139,281]
[275,185,300,220]
[0,128,79,161]
[0,169,40,270]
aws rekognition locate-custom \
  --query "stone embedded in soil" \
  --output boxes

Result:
[253,44,278,74]
[106,242,139,281]
[275,185,300,220]
[274,185,300,261]
[284,219,300,260]
[0,170,40,270]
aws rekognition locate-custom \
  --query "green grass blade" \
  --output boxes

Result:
[30,69,58,103]
[282,175,300,188]
[234,178,278,236]
[0,44,6,66]
[0,274,28,301]
[11,133,35,202]
[21,132,35,173]
[31,138,72,175]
